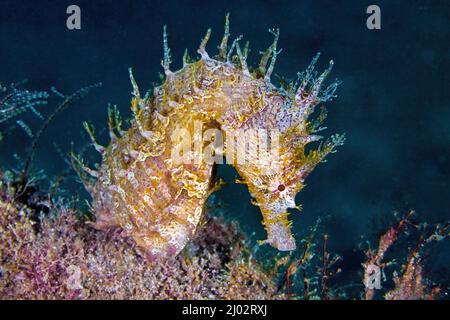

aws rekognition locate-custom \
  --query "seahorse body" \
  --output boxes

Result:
[76,17,344,260]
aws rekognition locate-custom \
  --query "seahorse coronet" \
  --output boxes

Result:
[77,17,344,261]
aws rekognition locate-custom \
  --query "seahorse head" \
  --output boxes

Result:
[228,52,345,252]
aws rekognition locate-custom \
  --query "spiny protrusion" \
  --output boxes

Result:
[258,28,280,79]
[198,28,212,59]
[303,59,334,105]
[295,54,340,109]
[217,13,230,61]
[128,68,140,100]
[308,106,328,133]
[71,152,99,182]
[295,52,321,101]
[265,28,281,81]
[318,62,341,103]
[258,47,273,76]
[107,104,123,140]
[83,121,105,155]
[313,60,334,93]
[236,42,250,76]
[134,109,154,141]
[328,133,346,149]
[129,68,144,115]
[309,59,340,104]
[242,41,250,60]
[161,25,172,75]
[227,35,243,62]
[297,133,345,180]
[182,49,190,67]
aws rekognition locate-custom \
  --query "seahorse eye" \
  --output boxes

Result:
[277,184,285,192]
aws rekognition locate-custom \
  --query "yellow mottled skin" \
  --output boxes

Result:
[75,17,344,260]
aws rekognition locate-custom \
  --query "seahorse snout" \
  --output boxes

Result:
[266,220,296,251]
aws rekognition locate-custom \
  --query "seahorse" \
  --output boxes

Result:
[74,16,345,261]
